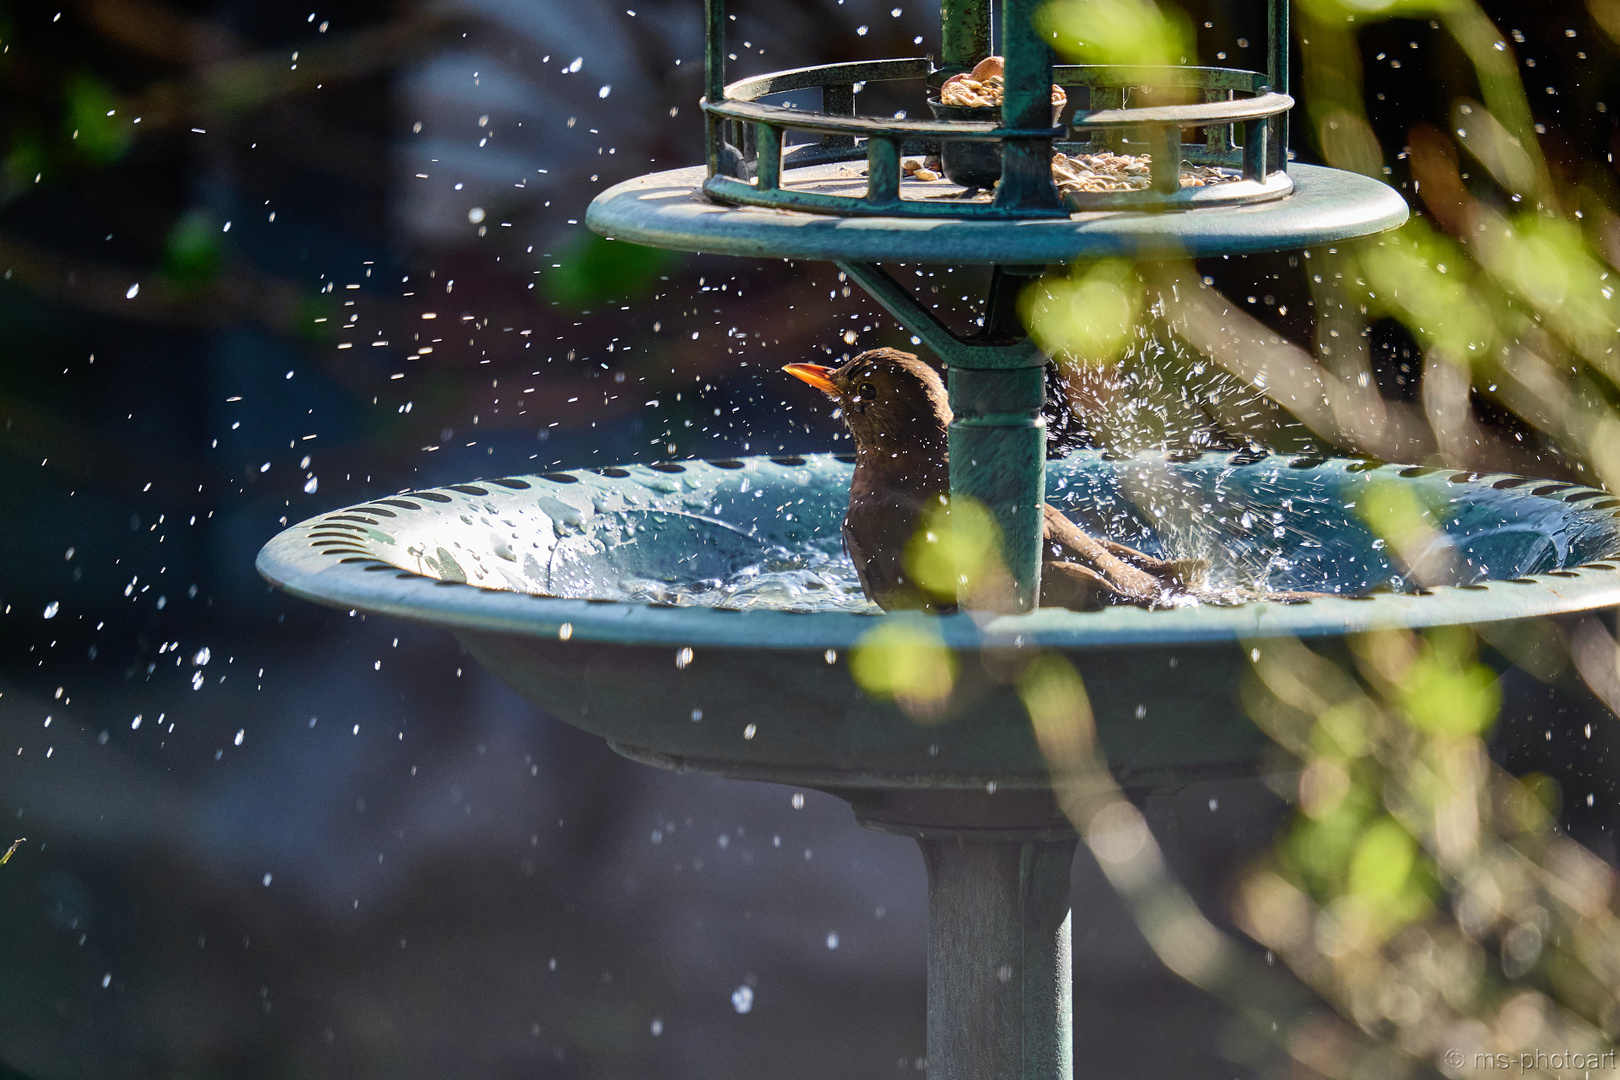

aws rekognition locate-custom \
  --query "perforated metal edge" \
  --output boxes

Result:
[257,451,1620,651]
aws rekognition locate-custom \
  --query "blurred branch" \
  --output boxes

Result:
[135,10,472,132]
[78,0,242,67]
[1018,655,1411,1080]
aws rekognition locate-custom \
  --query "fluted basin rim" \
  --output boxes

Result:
[256,451,1620,651]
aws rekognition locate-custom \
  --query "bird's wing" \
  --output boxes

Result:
[842,519,875,594]
[844,517,921,609]
[1092,535,1208,588]
[844,495,946,611]
[1041,504,1162,601]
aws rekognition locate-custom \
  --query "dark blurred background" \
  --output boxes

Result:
[1,0,1618,1077]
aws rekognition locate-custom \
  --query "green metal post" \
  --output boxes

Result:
[918,836,1077,1080]
[1267,0,1290,173]
[994,0,1063,214]
[1147,126,1182,193]
[867,138,903,207]
[941,0,993,71]
[704,0,726,176]
[948,364,1047,611]
[955,265,1047,614]
[754,123,782,191]
[1242,113,1269,182]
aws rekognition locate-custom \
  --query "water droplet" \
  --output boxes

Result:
[650,1019,663,1036]
[102,973,112,988]
[234,729,245,746]
[791,793,804,809]
[825,932,839,949]
[675,647,693,669]
[303,476,319,494]
[42,601,58,619]
[193,647,212,666]
[130,714,142,730]
[743,723,757,740]
[125,284,139,299]
[731,985,754,1013]
[558,623,573,640]
[262,873,273,886]
[691,708,702,721]
[468,207,486,224]
[824,649,837,664]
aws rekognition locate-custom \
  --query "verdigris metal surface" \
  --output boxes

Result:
[584,163,1408,264]
[258,451,1620,789]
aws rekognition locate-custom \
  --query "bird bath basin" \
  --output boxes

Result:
[258,449,1620,1079]
[258,450,1620,787]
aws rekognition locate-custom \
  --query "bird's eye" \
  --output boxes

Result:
[857,382,877,399]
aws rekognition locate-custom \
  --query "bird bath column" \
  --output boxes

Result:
[852,791,1078,1080]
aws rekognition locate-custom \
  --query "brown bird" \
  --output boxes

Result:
[783,348,1199,612]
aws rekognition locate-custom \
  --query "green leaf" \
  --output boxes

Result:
[543,231,677,309]
[65,74,131,165]
[164,209,224,284]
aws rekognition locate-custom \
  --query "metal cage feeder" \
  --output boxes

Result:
[701,0,1296,217]
[589,0,1410,615]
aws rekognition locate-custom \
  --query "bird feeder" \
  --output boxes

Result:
[588,0,1407,614]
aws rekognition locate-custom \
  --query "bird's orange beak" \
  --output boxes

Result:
[782,363,840,398]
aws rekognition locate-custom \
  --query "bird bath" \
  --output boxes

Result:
[258,450,1620,1078]
[254,0,1607,1072]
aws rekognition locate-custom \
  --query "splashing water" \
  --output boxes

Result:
[1045,317,1313,458]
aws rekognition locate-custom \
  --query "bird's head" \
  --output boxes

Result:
[783,349,952,459]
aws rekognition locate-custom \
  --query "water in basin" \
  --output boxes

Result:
[315,451,1620,614]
